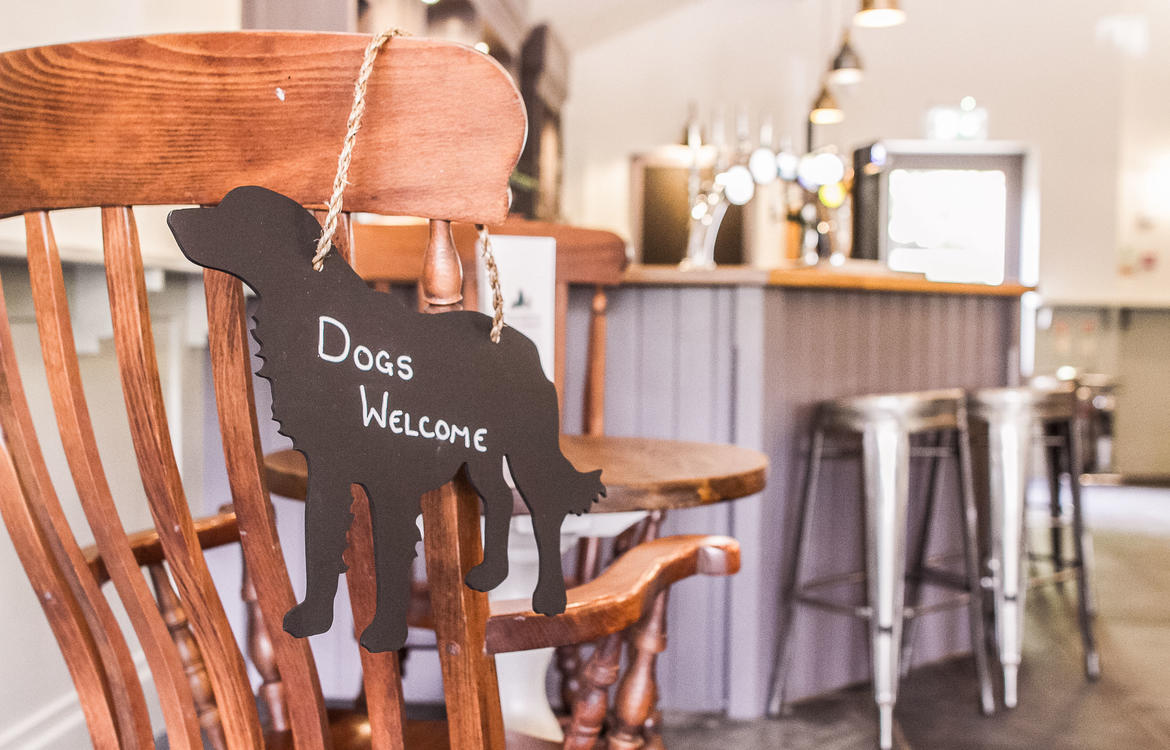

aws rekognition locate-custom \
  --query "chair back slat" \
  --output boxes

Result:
[347,489,408,750]
[583,287,609,436]
[24,210,205,750]
[203,269,332,749]
[0,263,153,748]
[102,205,263,748]
[0,33,523,223]
[321,210,409,750]
[0,442,125,747]
[421,477,506,748]
[0,31,528,748]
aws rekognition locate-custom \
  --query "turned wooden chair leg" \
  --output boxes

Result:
[564,631,624,750]
[557,536,605,710]
[607,590,669,750]
[242,558,289,731]
[147,562,228,750]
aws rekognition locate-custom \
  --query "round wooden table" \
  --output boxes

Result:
[263,434,768,513]
[262,434,767,741]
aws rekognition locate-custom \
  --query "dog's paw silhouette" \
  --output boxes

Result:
[532,580,567,616]
[283,600,334,638]
[359,618,407,654]
[465,560,508,592]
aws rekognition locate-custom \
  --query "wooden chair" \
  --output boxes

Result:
[0,32,740,749]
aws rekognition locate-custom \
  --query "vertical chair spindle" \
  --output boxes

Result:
[148,563,227,750]
[242,561,288,732]
[103,205,263,748]
[420,219,464,314]
[26,209,204,750]
[204,270,332,749]
[0,232,154,749]
[564,631,624,749]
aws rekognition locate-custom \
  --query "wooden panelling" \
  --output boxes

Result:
[590,282,1019,716]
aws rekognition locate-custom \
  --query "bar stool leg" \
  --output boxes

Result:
[986,408,1032,709]
[1066,415,1101,681]
[1044,422,1065,581]
[901,430,947,678]
[956,417,996,716]
[861,420,909,750]
[767,426,825,716]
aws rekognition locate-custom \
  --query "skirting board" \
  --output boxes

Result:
[0,651,152,750]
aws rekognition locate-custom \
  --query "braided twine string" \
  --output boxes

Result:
[312,29,506,343]
[475,225,505,343]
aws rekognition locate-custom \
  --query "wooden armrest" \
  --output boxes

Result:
[483,534,739,654]
[84,510,240,585]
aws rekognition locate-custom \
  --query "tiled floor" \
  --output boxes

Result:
[662,486,1170,749]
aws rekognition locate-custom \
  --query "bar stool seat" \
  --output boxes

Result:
[770,388,995,750]
[968,381,1100,710]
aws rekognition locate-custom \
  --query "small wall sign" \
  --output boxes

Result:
[169,186,604,652]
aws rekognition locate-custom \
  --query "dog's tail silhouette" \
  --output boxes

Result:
[509,447,605,518]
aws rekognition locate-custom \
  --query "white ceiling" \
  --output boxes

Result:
[526,0,708,51]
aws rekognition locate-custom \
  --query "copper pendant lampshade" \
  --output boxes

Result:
[828,32,864,85]
[809,85,844,125]
[855,0,906,28]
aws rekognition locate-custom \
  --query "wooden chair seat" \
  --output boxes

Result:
[265,437,768,515]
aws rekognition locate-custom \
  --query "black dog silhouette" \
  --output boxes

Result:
[169,186,604,652]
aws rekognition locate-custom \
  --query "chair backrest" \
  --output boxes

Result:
[350,218,628,434]
[0,32,524,750]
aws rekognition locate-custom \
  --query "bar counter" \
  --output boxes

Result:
[622,261,1034,296]
[559,262,1027,718]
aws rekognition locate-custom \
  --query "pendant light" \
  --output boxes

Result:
[828,31,863,85]
[855,0,906,28]
[809,84,844,125]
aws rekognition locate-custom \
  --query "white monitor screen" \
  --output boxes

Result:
[886,168,1007,284]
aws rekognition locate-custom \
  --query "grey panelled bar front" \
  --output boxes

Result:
[558,265,1024,719]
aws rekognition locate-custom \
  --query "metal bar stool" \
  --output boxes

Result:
[968,381,1100,710]
[770,389,995,750]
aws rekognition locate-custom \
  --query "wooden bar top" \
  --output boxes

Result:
[622,261,1034,297]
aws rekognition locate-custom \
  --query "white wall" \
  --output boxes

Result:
[0,0,242,50]
[1113,1,1170,306]
[561,0,1146,305]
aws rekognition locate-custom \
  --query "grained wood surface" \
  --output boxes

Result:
[0,30,752,750]
[264,436,767,514]
[205,269,333,749]
[485,534,739,654]
[351,219,627,287]
[84,511,240,585]
[0,251,154,747]
[147,564,227,750]
[27,209,203,749]
[422,477,506,749]
[104,205,264,747]
[0,293,128,748]
[346,489,408,750]
[0,33,524,223]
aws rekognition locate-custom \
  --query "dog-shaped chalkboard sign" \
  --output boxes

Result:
[169,186,604,652]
